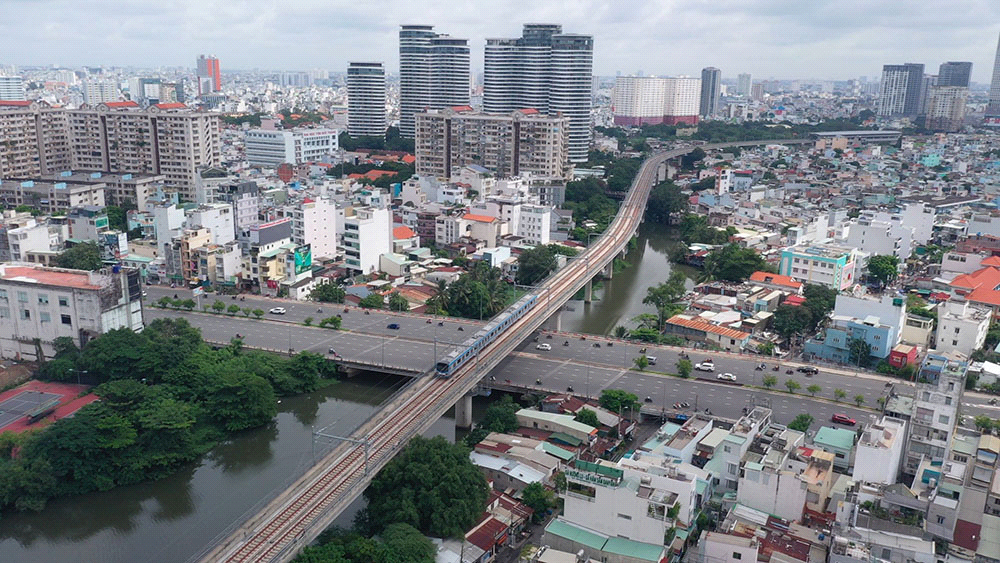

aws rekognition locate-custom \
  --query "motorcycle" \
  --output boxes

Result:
[772,366,779,371]
[564,341,570,346]
[426,319,432,324]
[785,369,794,375]
[317,308,323,314]
[438,321,444,326]
[536,379,542,385]
[458,326,464,331]
[343,308,349,313]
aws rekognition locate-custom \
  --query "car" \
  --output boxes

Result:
[387,323,400,330]
[831,414,857,426]
[672,401,691,410]
[695,362,715,372]
[667,413,690,424]
[797,366,819,375]
[647,356,657,365]
[644,396,652,403]
[536,343,552,351]
[269,307,286,314]
[717,372,736,381]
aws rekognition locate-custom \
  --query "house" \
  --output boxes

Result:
[749,271,804,294]
[662,314,751,352]
[813,426,856,473]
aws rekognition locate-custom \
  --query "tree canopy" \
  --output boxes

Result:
[359,436,489,538]
[599,389,640,413]
[516,244,568,286]
[295,523,436,563]
[866,255,900,289]
[677,214,736,245]
[55,242,103,271]
[643,271,688,328]
[788,414,814,432]
[358,294,385,309]
[311,282,346,303]
[646,181,688,225]
[434,262,512,320]
[574,408,600,427]
[701,244,770,282]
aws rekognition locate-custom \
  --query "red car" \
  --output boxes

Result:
[831,414,856,426]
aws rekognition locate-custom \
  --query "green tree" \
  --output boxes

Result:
[848,338,873,368]
[646,180,689,225]
[359,436,488,538]
[105,205,128,231]
[359,293,385,309]
[574,408,600,428]
[181,299,196,311]
[701,244,770,282]
[974,415,994,433]
[202,372,278,431]
[55,242,102,271]
[866,255,900,289]
[516,245,560,285]
[310,282,346,303]
[757,341,775,356]
[854,394,866,407]
[802,284,837,326]
[600,389,639,413]
[303,316,314,326]
[762,375,777,389]
[241,307,252,317]
[226,304,240,316]
[252,309,264,319]
[834,388,847,402]
[211,299,226,314]
[388,291,409,312]
[785,379,801,394]
[772,305,814,340]
[676,358,693,378]
[788,414,814,432]
[643,271,688,328]
[634,355,649,370]
[318,316,342,329]
[521,482,556,522]
[613,326,629,338]
[806,384,821,397]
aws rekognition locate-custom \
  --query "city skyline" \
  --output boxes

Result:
[3,0,1000,82]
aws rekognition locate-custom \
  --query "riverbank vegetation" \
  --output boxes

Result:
[0,318,337,512]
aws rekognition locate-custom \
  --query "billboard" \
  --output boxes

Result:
[294,245,312,275]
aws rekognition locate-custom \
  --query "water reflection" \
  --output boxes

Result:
[206,422,278,474]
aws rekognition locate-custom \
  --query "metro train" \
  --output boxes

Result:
[435,293,538,377]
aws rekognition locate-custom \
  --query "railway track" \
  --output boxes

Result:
[200,139,809,563]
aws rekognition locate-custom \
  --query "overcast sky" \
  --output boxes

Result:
[4,0,1000,83]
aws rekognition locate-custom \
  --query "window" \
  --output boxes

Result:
[38,294,48,305]
[17,291,27,302]
[39,312,50,323]
[20,309,29,320]
[723,445,732,453]
[939,415,950,425]
[945,397,952,406]
[617,513,632,520]
[952,340,958,346]
[955,327,961,334]
[937,515,945,525]
[0,289,6,300]
[0,307,8,318]
[61,314,71,325]
[733,553,743,560]
[58,296,69,307]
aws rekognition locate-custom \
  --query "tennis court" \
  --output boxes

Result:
[0,390,62,430]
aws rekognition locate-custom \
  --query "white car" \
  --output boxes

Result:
[536,343,552,351]
[269,307,286,315]
[695,362,715,372]
[717,372,736,381]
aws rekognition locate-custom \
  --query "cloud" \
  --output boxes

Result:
[1,0,998,82]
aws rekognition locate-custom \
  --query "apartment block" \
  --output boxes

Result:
[935,300,990,358]
[779,243,860,290]
[244,127,339,166]
[0,179,106,214]
[343,206,391,275]
[903,354,966,476]
[415,107,570,181]
[0,100,72,177]
[612,75,701,126]
[285,197,339,259]
[853,417,907,485]
[0,264,143,360]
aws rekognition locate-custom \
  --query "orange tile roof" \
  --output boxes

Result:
[154,102,186,109]
[393,226,416,239]
[402,154,416,164]
[451,105,474,112]
[463,213,497,223]
[0,100,32,107]
[950,264,1000,307]
[665,314,751,340]
[0,265,101,290]
[983,256,1000,267]
[104,101,139,108]
[749,271,803,289]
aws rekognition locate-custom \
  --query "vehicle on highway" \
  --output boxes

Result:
[831,413,857,426]
[647,356,657,365]
[566,386,574,392]
[387,323,400,330]
[667,413,690,424]
[673,402,690,409]
[695,362,714,372]
[991,398,998,406]
[644,396,652,403]
[755,363,766,371]
[717,372,736,381]
[269,307,286,315]
[536,343,552,351]
[797,366,819,375]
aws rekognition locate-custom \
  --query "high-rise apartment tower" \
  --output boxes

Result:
[398,25,470,139]
[346,62,387,137]
[699,67,721,117]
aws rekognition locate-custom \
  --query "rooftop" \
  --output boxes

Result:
[0,264,103,290]
[814,426,856,451]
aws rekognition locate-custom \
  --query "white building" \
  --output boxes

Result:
[398,25,470,139]
[152,202,186,257]
[287,197,339,260]
[0,264,144,360]
[843,215,914,260]
[935,300,990,358]
[852,417,906,485]
[346,62,386,137]
[186,203,235,245]
[0,76,26,101]
[343,206,391,275]
[516,204,551,246]
[243,128,340,167]
[83,81,119,105]
[7,221,52,262]
[612,75,701,126]
[698,532,759,563]
[903,355,966,475]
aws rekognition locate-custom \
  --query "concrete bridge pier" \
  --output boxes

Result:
[455,394,474,429]
[553,309,562,332]
[584,278,593,303]
[604,262,614,280]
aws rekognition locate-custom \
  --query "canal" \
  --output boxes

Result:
[0,375,455,563]
[552,221,694,335]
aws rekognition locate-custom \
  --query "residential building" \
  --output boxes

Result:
[699,67,721,117]
[241,218,293,291]
[483,24,593,162]
[398,25,470,139]
[0,76,26,101]
[804,294,906,363]
[415,107,570,180]
[542,518,666,563]
[736,73,753,96]
[286,197,339,259]
[0,264,143,360]
[779,243,860,290]
[736,426,809,522]
[516,204,552,246]
[0,179,106,214]
[988,32,1000,123]
[948,257,1000,317]
[343,206,391,275]
[878,63,924,118]
[924,86,968,132]
[935,300,990,358]
[165,228,211,283]
[83,80,119,105]
[937,62,973,88]
[662,314,751,351]
[192,242,242,286]
[6,220,53,263]
[243,127,339,166]
[903,354,966,476]
[187,203,235,246]
[212,181,261,232]
[196,54,221,95]
[516,409,597,446]
[853,416,906,485]
[0,100,72,178]
[66,205,109,241]
[612,76,701,126]
[346,62,386,137]
[813,426,856,473]
[843,213,914,260]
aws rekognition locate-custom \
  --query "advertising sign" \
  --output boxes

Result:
[294,244,312,275]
